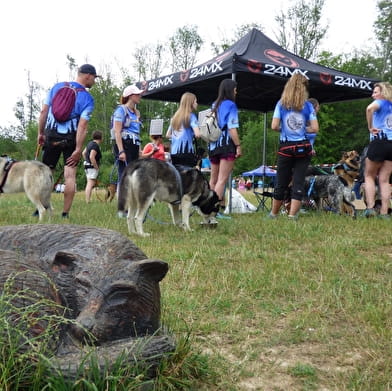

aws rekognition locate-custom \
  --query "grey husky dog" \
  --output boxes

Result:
[0,156,53,220]
[118,159,220,236]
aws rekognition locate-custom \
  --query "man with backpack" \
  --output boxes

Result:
[37,64,100,218]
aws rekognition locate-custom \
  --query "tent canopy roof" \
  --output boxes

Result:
[139,28,378,112]
[242,165,277,177]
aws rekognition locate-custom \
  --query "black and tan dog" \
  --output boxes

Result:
[104,183,117,202]
[333,150,360,187]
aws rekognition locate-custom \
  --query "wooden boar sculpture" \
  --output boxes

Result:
[0,224,174,378]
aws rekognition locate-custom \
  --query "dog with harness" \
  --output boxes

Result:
[0,155,53,220]
[333,150,360,187]
[118,158,220,236]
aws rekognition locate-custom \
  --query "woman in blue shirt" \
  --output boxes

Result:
[208,79,242,208]
[113,84,144,182]
[269,73,319,219]
[166,92,201,167]
[364,81,392,218]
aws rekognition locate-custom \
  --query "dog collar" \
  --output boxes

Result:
[0,158,16,193]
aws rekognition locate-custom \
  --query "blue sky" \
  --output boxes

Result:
[0,0,377,128]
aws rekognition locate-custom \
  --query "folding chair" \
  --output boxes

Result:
[253,190,274,211]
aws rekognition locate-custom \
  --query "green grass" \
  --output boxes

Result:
[1,190,392,390]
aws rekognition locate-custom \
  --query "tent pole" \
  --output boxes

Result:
[262,112,267,191]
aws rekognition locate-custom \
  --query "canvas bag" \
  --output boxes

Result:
[199,110,222,143]
[51,82,85,123]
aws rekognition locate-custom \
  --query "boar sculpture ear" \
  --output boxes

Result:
[51,251,77,273]
[136,259,169,282]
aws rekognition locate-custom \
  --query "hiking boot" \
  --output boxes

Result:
[364,208,377,218]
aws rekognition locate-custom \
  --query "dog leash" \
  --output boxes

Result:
[307,176,316,197]
[34,144,42,160]
[109,161,119,185]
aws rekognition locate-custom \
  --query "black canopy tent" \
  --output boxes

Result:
[138,28,377,111]
[137,28,378,211]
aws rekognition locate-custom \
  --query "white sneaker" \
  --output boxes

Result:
[208,217,218,224]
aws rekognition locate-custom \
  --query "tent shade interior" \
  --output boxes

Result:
[138,28,378,112]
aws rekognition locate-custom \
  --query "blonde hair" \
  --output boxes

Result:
[171,92,196,130]
[280,73,309,111]
[375,82,392,101]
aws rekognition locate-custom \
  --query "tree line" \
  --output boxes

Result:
[0,0,391,188]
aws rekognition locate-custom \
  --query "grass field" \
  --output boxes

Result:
[0,189,391,390]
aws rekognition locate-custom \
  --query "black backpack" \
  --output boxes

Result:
[51,82,85,123]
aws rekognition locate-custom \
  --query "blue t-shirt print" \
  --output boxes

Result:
[45,81,94,134]
[169,113,198,155]
[274,100,315,142]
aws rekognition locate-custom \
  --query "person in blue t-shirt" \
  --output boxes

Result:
[166,92,201,167]
[38,63,99,218]
[363,81,392,218]
[269,73,319,220]
[208,79,242,210]
[112,84,144,184]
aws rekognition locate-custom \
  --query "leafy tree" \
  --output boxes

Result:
[65,54,77,79]
[235,113,280,176]
[374,0,392,79]
[210,23,265,55]
[168,25,203,72]
[274,0,328,60]
[318,50,382,79]
[88,71,122,153]
[133,43,167,80]
[25,71,42,124]
[12,99,26,139]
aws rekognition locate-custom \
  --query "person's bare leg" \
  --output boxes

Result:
[63,165,77,214]
[271,198,283,216]
[364,158,381,209]
[213,159,235,204]
[85,178,96,203]
[288,199,302,217]
[209,163,219,193]
[377,160,392,215]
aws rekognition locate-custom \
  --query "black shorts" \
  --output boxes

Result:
[42,134,76,169]
[366,139,392,162]
[171,153,198,167]
[113,138,140,163]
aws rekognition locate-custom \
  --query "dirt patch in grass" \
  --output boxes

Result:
[200,328,365,390]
